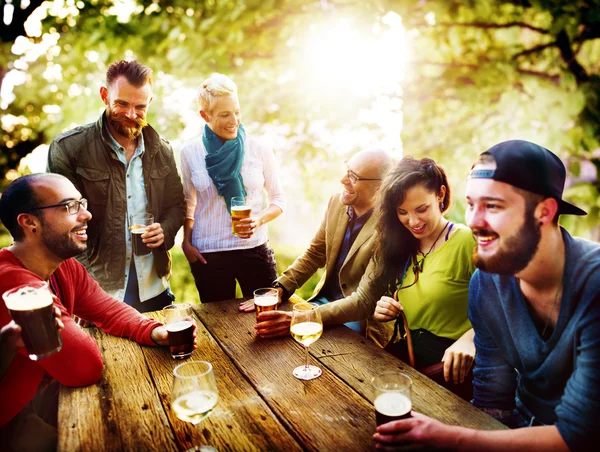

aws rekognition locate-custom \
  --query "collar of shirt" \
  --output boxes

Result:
[346,206,374,234]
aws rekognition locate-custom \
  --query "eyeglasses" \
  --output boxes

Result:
[345,163,382,185]
[30,198,88,215]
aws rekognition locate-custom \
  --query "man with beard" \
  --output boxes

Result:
[48,60,185,313]
[372,140,599,451]
[0,173,190,451]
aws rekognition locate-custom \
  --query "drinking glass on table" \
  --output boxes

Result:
[163,303,195,360]
[290,303,323,380]
[172,361,219,425]
[371,372,412,426]
[231,196,251,236]
[253,288,279,322]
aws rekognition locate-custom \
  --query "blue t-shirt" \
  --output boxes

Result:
[468,228,600,450]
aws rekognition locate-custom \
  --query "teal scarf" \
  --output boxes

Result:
[203,123,247,213]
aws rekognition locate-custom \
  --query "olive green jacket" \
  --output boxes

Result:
[277,194,392,348]
[47,113,185,292]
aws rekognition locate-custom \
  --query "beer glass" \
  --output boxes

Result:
[163,303,195,360]
[172,361,219,425]
[253,288,279,322]
[129,213,153,256]
[231,196,251,236]
[290,303,323,380]
[2,281,63,360]
[371,372,412,426]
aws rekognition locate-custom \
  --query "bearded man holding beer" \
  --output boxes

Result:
[0,173,190,451]
[180,73,285,302]
[48,60,185,313]
[240,149,393,347]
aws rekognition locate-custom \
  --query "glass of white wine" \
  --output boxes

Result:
[290,303,323,380]
[171,361,219,425]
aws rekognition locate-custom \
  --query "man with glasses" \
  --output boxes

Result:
[239,148,394,347]
[0,173,190,451]
[48,60,185,313]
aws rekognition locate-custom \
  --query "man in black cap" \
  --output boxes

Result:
[372,140,599,451]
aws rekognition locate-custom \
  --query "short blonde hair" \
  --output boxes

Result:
[196,73,237,113]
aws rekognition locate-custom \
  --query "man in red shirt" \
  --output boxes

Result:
[0,173,190,451]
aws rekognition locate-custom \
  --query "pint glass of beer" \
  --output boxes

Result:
[163,303,195,360]
[371,372,412,426]
[129,213,153,256]
[253,288,279,322]
[2,281,63,360]
[231,196,251,236]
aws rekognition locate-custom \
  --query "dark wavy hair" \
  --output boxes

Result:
[373,157,451,287]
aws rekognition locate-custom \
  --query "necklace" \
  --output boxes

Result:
[541,274,564,338]
[413,220,450,273]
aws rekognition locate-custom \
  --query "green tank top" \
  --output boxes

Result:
[398,223,476,340]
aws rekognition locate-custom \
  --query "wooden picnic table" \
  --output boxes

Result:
[58,299,506,451]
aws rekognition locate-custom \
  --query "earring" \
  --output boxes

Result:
[32,228,37,233]
[439,201,445,211]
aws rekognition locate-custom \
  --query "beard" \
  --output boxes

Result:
[106,108,147,139]
[40,218,88,260]
[472,208,541,275]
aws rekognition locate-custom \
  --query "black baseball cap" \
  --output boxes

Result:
[469,140,587,216]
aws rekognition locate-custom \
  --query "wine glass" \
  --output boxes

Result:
[290,303,323,380]
[171,361,219,425]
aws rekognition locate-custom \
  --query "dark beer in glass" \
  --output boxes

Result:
[163,303,195,360]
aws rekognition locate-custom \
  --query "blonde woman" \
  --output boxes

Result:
[180,74,285,302]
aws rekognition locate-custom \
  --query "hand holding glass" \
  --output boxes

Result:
[2,281,62,360]
[231,196,251,236]
[163,303,195,360]
[130,213,153,256]
[290,303,323,380]
[172,361,219,425]
[253,288,279,322]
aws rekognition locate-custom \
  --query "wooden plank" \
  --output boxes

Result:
[141,311,302,452]
[58,327,177,452]
[311,325,507,430]
[195,301,379,452]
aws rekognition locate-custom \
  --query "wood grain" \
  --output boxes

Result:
[58,327,177,451]
[195,301,379,452]
[141,311,302,452]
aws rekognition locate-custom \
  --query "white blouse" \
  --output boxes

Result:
[180,135,285,253]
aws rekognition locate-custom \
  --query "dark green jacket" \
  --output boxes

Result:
[47,113,185,292]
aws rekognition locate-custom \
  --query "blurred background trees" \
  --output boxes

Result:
[1,0,599,298]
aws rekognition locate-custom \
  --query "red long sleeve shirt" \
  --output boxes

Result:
[0,249,162,426]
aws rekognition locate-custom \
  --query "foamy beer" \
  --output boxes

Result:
[163,303,195,360]
[129,213,153,256]
[231,196,251,236]
[371,372,412,426]
[253,288,279,322]
[3,282,62,360]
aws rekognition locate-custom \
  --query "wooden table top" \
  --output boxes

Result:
[59,299,506,451]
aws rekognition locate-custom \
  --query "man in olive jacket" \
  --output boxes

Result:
[240,149,393,347]
[47,60,185,312]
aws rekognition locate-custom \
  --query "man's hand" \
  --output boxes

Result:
[151,323,199,348]
[441,332,475,384]
[1,306,64,350]
[374,296,403,322]
[254,310,292,338]
[143,222,165,248]
[234,216,262,239]
[182,241,207,264]
[373,411,454,450]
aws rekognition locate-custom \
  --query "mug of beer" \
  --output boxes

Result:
[129,213,153,256]
[2,281,63,360]
[253,288,279,322]
[231,196,251,236]
[163,303,195,360]
[371,372,412,426]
